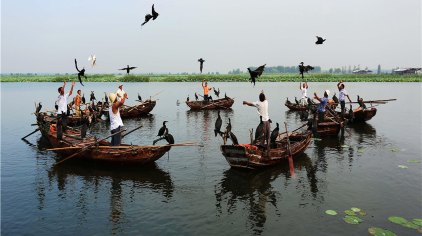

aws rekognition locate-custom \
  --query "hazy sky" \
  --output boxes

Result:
[1,0,421,74]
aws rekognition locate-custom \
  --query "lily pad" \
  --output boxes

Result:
[401,221,420,229]
[341,145,349,148]
[351,207,361,212]
[407,160,421,163]
[325,210,337,216]
[388,216,408,225]
[412,218,422,227]
[344,215,363,224]
[359,210,367,216]
[368,227,396,236]
[344,209,357,216]
[398,165,408,169]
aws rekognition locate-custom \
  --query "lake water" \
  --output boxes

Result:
[1,82,421,235]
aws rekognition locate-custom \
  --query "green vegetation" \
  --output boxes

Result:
[1,73,421,82]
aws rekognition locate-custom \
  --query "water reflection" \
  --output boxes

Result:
[34,161,173,233]
[215,153,325,235]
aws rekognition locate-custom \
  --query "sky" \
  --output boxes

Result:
[1,0,421,74]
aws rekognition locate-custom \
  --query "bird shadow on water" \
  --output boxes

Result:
[214,153,325,235]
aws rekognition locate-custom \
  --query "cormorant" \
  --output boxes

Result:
[315,36,326,45]
[198,58,205,73]
[119,65,137,74]
[214,110,222,137]
[270,122,279,144]
[247,64,266,86]
[158,121,168,137]
[74,59,86,86]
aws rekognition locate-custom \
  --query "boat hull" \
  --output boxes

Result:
[186,97,234,110]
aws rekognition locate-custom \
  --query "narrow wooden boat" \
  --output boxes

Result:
[220,130,312,169]
[284,101,308,111]
[36,111,98,128]
[313,121,343,136]
[46,124,171,165]
[339,107,377,123]
[101,100,156,119]
[186,97,234,110]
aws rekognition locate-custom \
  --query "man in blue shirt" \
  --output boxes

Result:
[314,90,330,122]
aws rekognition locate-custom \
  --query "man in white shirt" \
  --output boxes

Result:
[300,81,308,106]
[56,81,75,132]
[337,81,352,118]
[243,92,271,150]
[109,92,127,146]
[116,84,126,101]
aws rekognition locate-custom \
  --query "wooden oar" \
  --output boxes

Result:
[21,128,40,140]
[47,142,200,151]
[53,125,141,166]
[121,125,143,138]
[284,122,295,177]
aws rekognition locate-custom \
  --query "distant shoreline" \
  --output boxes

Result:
[1,74,421,82]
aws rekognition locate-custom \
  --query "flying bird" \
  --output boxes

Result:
[74,59,86,86]
[299,62,314,79]
[88,55,96,67]
[213,87,220,97]
[119,65,137,75]
[198,58,205,73]
[315,36,326,45]
[141,4,159,26]
[247,64,266,86]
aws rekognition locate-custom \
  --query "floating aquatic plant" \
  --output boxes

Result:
[368,227,396,236]
[325,210,337,216]
[407,160,420,163]
[412,218,422,227]
[344,215,363,224]
[344,210,357,216]
[387,216,420,229]
[351,207,361,212]
[388,216,408,225]
[397,165,408,169]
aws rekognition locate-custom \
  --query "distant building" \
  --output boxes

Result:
[352,69,373,74]
[393,68,421,75]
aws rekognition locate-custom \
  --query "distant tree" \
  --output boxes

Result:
[329,68,333,73]
[377,64,381,74]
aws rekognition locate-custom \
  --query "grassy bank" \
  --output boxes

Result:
[1,73,421,82]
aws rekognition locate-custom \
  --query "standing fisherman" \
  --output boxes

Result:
[108,92,127,146]
[202,80,212,101]
[243,92,271,150]
[299,81,308,106]
[314,90,330,122]
[337,81,352,118]
[116,84,127,102]
[73,89,82,116]
[56,81,75,131]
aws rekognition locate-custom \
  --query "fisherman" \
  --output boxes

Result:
[202,80,212,101]
[337,81,352,118]
[73,89,82,116]
[116,84,126,102]
[56,81,75,131]
[243,91,271,150]
[109,92,127,146]
[314,90,330,123]
[299,81,308,106]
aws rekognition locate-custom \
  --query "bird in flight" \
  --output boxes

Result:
[88,55,96,67]
[74,59,86,86]
[299,62,314,79]
[119,65,137,74]
[141,4,159,26]
[315,36,326,45]
[247,64,266,86]
[198,58,205,73]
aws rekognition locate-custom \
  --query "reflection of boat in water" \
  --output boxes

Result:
[215,153,323,235]
[49,162,174,199]
[45,162,174,233]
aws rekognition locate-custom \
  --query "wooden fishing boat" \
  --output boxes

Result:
[339,107,377,123]
[313,121,343,136]
[186,97,234,110]
[284,101,308,111]
[46,124,171,165]
[36,112,95,129]
[101,100,156,118]
[220,130,312,169]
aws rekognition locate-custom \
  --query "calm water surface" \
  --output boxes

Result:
[1,82,421,235]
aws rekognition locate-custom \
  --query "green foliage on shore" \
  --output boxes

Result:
[1,73,421,82]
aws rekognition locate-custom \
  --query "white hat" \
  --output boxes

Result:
[109,93,117,103]
[325,90,330,96]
